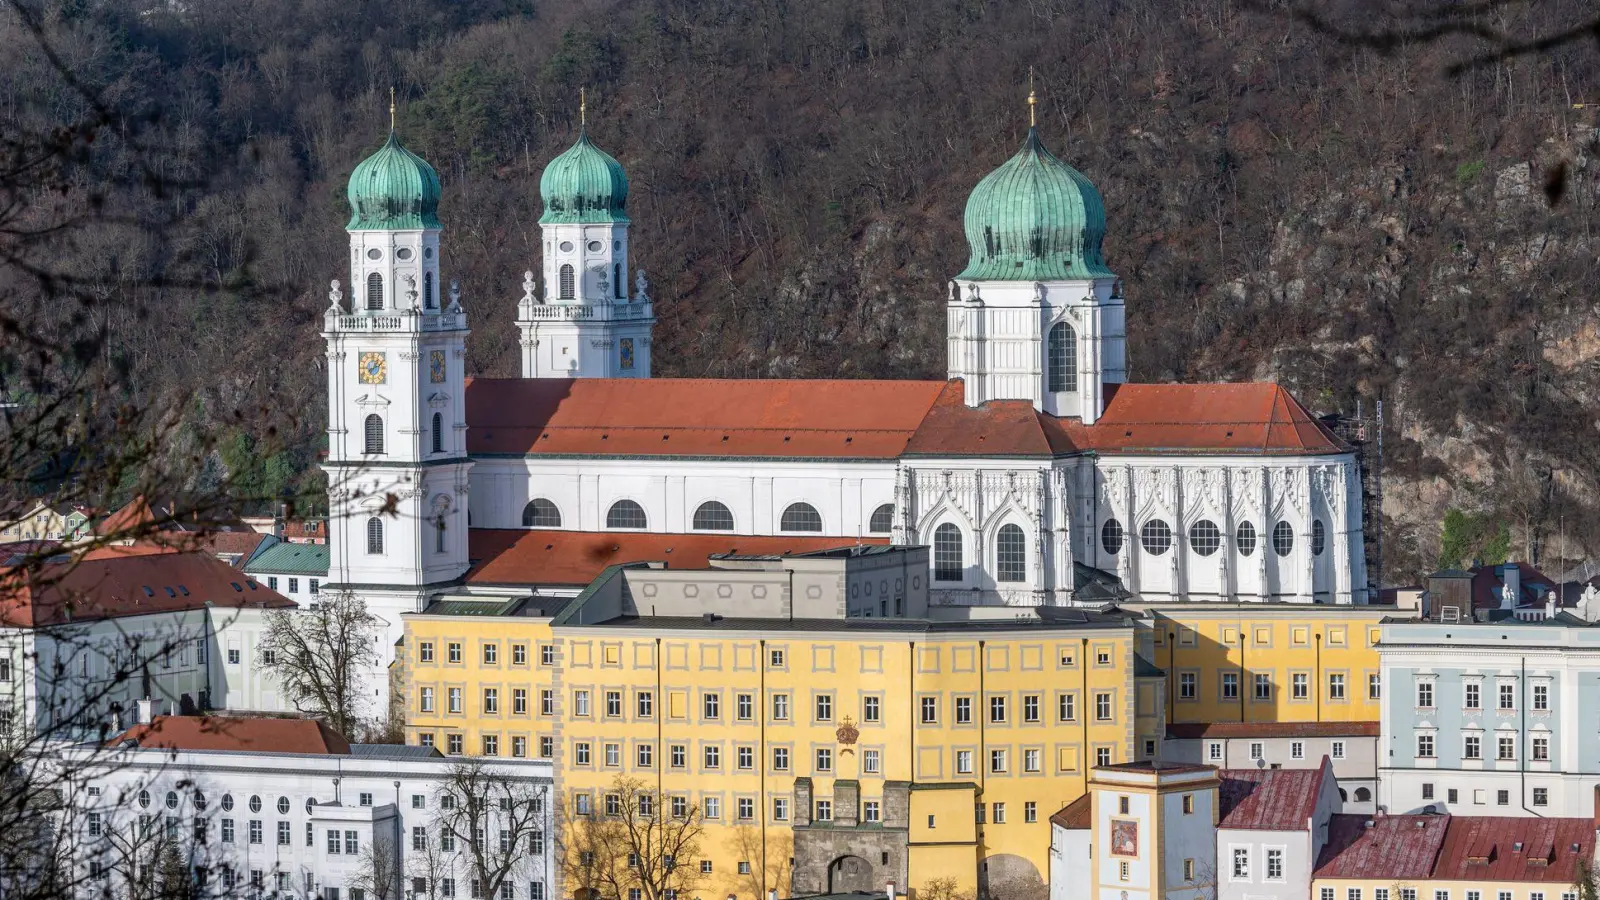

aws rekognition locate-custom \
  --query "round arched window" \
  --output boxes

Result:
[249,795,262,813]
[1312,520,1326,556]
[1237,522,1258,557]
[868,504,895,534]
[933,524,963,582]
[1354,787,1372,802]
[165,791,178,810]
[138,790,150,809]
[1273,521,1295,557]
[276,796,290,815]
[522,499,562,528]
[996,524,1027,582]
[606,500,648,530]
[1140,520,1173,556]
[692,501,735,532]
[1101,519,1124,556]
[780,502,823,533]
[1189,520,1221,556]
[221,794,234,812]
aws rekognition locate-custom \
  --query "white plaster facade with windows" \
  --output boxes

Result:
[56,721,553,900]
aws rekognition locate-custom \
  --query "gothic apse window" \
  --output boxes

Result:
[1273,521,1295,557]
[606,500,648,530]
[1189,520,1221,556]
[692,501,735,532]
[1236,522,1258,556]
[780,502,822,532]
[522,499,562,528]
[868,504,894,534]
[933,524,963,581]
[996,524,1027,582]
[1140,520,1172,555]
[1312,520,1327,556]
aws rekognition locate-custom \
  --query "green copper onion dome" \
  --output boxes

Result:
[957,127,1113,281]
[539,129,629,225]
[346,132,442,230]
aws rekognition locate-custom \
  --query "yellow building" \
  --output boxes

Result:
[402,550,1162,900]
[1126,603,1388,727]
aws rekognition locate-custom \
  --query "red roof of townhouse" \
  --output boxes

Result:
[1167,721,1380,740]
[0,547,293,628]
[110,715,350,755]
[1218,758,1334,830]
[466,529,890,587]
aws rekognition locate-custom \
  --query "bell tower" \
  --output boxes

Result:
[517,96,654,379]
[322,117,471,720]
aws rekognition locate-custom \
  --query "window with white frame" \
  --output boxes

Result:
[1231,847,1249,878]
[1266,848,1284,880]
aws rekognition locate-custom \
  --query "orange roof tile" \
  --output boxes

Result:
[901,383,1060,456]
[466,529,890,587]
[465,377,949,459]
[110,715,350,755]
[1080,383,1347,455]
[0,548,294,627]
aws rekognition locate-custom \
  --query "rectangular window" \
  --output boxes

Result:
[345,831,359,855]
[541,644,555,666]
[1250,742,1264,760]
[513,736,527,758]
[1024,748,1041,772]
[865,801,881,823]
[772,694,789,721]
[448,734,463,754]
[1208,742,1223,762]
[992,802,1006,823]
[1349,891,1364,900]
[864,749,881,774]
[483,734,499,756]
[989,695,1006,723]
[990,749,1007,773]
[702,692,720,719]
[920,696,938,724]
[1266,848,1283,880]
[813,800,830,822]
[863,695,880,723]
[575,743,591,766]
[815,748,832,772]
[1497,790,1510,806]
[513,644,527,665]
[1096,747,1112,766]
[1095,692,1112,721]
[704,745,721,769]
[1465,682,1481,709]
[770,648,785,668]
[420,687,435,713]
[1025,801,1037,823]
[539,737,553,758]
[773,798,789,821]
[1534,683,1549,710]
[772,747,789,771]
[605,691,622,718]
[1331,740,1346,760]
[513,688,528,715]
[1369,672,1381,699]
[574,690,590,717]
[267,576,278,591]
[1422,783,1435,800]
[1417,681,1434,708]
[1254,673,1272,700]
[1023,694,1039,722]
[1328,673,1346,700]
[1179,672,1197,699]
[1058,693,1076,722]
[1533,736,1550,761]
[249,821,263,844]
[1417,734,1435,758]
[277,822,291,845]
[956,750,973,774]
[1464,735,1481,759]
[482,644,497,665]
[1222,672,1239,699]
[420,642,435,663]
[1291,741,1305,760]
[1533,787,1549,806]
[1499,682,1516,710]
[737,693,753,720]
[955,697,972,724]
[484,688,499,714]
[448,642,462,663]
[1293,672,1309,700]
[1232,848,1249,878]
[1498,735,1516,760]
[737,798,754,821]
[815,694,832,722]
[737,746,754,770]
[448,687,463,714]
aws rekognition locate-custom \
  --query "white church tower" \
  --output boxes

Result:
[517,100,654,378]
[322,122,471,719]
[946,90,1126,423]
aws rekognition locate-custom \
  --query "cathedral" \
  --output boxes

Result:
[320,107,1367,687]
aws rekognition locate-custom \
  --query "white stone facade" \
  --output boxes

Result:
[516,220,654,379]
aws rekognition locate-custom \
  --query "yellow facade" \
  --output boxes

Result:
[1130,604,1388,727]
[402,607,1142,900]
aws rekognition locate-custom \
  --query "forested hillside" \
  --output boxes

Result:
[6,0,1600,584]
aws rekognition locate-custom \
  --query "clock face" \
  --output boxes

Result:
[430,350,446,383]
[358,351,387,385]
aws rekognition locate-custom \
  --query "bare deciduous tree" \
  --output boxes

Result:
[349,831,404,900]
[729,824,792,900]
[256,592,380,739]
[437,758,551,900]
[560,776,707,900]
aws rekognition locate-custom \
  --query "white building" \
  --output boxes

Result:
[321,116,1369,704]
[0,547,293,739]
[57,715,553,900]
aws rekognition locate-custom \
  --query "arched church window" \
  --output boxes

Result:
[435,517,447,553]
[1140,520,1172,556]
[780,502,822,533]
[366,272,383,310]
[1236,522,1258,556]
[1101,519,1124,556]
[559,264,575,300]
[1189,520,1221,557]
[869,504,894,534]
[363,414,384,455]
[692,501,734,532]
[1312,520,1326,556]
[933,524,963,582]
[996,524,1027,582]
[432,412,443,454]
[366,517,384,554]
[606,499,647,530]
[1273,521,1295,557]
[614,264,623,300]
[523,499,562,528]
[424,272,435,309]
[1047,321,1077,393]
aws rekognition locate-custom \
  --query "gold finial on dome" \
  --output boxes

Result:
[1027,66,1037,128]
[580,87,587,128]
[389,86,396,132]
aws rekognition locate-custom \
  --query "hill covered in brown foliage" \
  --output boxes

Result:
[7,0,1600,583]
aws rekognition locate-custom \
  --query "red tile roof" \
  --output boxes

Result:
[110,715,350,755]
[1218,757,1333,830]
[1316,814,1449,880]
[466,529,891,587]
[1432,816,1594,884]
[465,377,949,459]
[463,378,1348,460]
[0,548,294,627]
[1051,795,1092,830]
[1167,721,1379,740]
